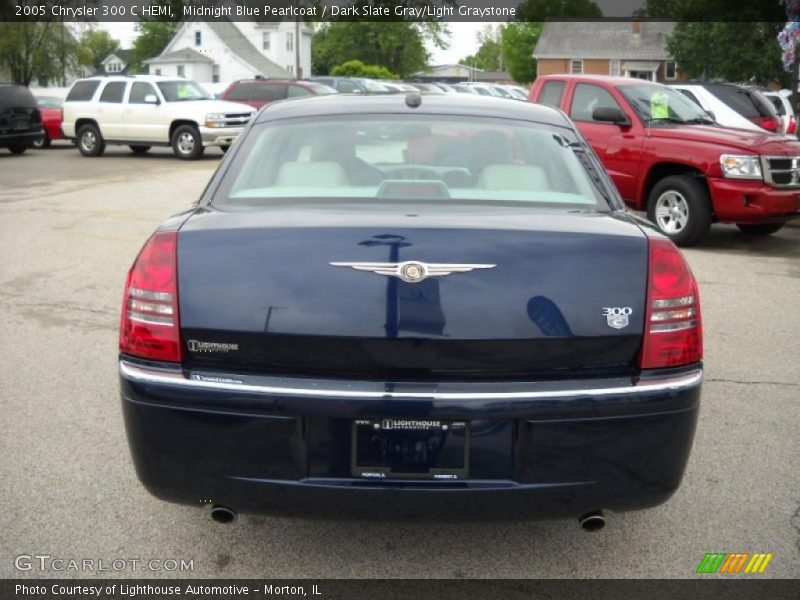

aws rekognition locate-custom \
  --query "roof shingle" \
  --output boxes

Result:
[534,21,676,60]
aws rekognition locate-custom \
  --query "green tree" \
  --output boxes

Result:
[78,29,120,71]
[0,22,83,86]
[459,25,503,71]
[501,23,544,84]
[128,21,179,73]
[515,0,602,21]
[643,0,788,86]
[330,60,397,79]
[312,21,446,78]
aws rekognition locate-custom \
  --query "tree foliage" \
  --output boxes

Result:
[0,22,84,86]
[459,25,503,71]
[515,0,602,21]
[330,60,397,79]
[643,0,788,86]
[128,22,179,73]
[79,29,120,71]
[501,23,544,84]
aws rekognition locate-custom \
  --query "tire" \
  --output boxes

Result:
[647,175,712,247]
[171,125,204,160]
[736,222,786,236]
[77,123,105,157]
[129,145,151,154]
[32,134,50,149]
[220,144,230,154]
[8,145,26,155]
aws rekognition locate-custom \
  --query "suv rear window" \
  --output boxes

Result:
[66,80,101,102]
[705,84,773,118]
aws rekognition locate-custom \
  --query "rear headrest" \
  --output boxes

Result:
[477,165,550,191]
[275,161,349,187]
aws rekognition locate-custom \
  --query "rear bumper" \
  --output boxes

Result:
[0,129,43,148]
[120,359,702,519]
[708,177,800,223]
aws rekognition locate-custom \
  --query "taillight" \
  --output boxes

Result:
[119,230,183,362]
[788,116,797,135]
[638,238,702,369]
[750,116,780,133]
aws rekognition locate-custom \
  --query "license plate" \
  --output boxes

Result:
[351,419,469,480]
[11,119,28,131]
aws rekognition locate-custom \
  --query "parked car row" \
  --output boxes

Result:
[529,74,800,245]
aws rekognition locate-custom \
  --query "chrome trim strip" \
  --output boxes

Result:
[119,360,702,401]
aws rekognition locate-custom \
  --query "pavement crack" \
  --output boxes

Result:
[706,377,800,389]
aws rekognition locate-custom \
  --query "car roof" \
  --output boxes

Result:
[253,93,572,128]
[74,75,181,83]
[538,74,656,87]
[231,79,312,85]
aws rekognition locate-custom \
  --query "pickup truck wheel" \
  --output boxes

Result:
[736,222,786,236]
[77,124,105,157]
[8,145,27,155]
[647,175,711,247]
[172,125,204,160]
[129,145,151,154]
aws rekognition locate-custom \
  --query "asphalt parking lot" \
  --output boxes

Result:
[1,143,799,579]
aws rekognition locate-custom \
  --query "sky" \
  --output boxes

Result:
[97,21,489,67]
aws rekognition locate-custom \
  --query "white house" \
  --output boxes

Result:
[145,20,312,83]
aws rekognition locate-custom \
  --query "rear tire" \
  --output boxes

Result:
[172,125,204,160]
[647,175,712,247]
[77,124,105,157]
[129,145,151,154]
[32,134,50,149]
[736,222,786,236]
[8,145,26,155]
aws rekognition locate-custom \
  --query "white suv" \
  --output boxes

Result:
[62,76,255,160]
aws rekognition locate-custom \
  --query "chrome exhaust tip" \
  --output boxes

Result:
[578,510,606,532]
[210,505,237,524]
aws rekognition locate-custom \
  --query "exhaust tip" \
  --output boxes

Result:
[210,505,236,524]
[578,510,606,532]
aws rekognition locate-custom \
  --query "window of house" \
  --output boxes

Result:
[569,83,624,122]
[570,60,584,75]
[177,65,185,78]
[154,68,162,76]
[286,32,293,52]
[262,32,271,51]
[195,31,202,46]
[665,60,678,80]
[99,81,126,103]
[212,66,220,83]
[610,60,621,77]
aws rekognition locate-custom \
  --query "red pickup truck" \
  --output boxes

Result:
[529,75,800,245]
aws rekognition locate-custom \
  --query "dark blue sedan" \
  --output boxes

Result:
[119,93,702,529]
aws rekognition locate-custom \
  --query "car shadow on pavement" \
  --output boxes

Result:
[693,223,800,259]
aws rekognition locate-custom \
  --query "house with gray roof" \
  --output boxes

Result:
[146,18,311,83]
[534,21,680,83]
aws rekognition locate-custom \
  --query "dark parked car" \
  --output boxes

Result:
[119,93,703,528]
[310,76,392,93]
[0,84,43,154]
[220,79,337,110]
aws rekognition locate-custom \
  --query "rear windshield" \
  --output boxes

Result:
[765,95,786,115]
[213,116,608,210]
[307,83,337,95]
[705,84,774,118]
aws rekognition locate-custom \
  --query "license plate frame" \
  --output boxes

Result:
[351,418,469,480]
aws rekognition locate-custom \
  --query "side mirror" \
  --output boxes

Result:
[592,106,631,127]
[144,94,159,105]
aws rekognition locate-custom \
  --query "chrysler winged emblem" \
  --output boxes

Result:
[329,261,496,283]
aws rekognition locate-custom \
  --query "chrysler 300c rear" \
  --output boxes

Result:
[119,94,703,527]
